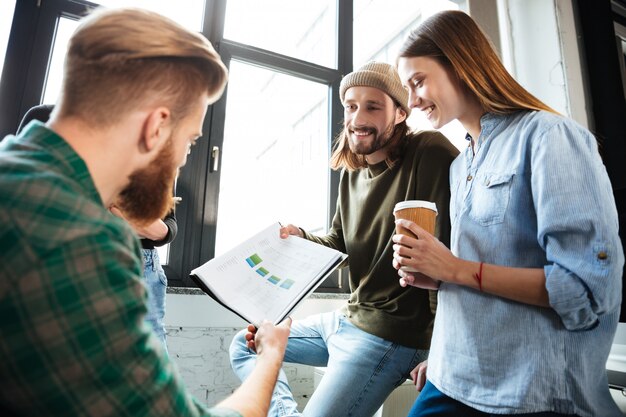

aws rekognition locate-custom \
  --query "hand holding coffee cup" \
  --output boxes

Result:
[393,200,437,272]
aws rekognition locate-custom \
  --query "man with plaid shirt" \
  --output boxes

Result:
[0,7,290,417]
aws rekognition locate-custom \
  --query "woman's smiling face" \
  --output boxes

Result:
[397,55,466,130]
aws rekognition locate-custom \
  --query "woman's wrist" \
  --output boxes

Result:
[450,258,482,290]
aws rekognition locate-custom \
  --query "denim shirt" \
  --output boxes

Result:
[427,111,624,416]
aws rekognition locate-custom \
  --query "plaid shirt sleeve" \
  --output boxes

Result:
[0,224,241,417]
[0,126,242,416]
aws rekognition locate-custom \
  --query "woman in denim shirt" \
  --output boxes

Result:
[393,10,624,417]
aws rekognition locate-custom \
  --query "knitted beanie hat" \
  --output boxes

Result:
[339,61,411,116]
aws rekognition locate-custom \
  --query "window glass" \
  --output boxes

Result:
[353,0,462,67]
[157,245,169,266]
[617,24,626,101]
[353,0,467,150]
[0,0,16,85]
[216,61,329,255]
[42,17,79,105]
[92,0,204,31]
[224,0,337,68]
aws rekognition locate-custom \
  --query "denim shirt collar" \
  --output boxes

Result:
[464,112,510,147]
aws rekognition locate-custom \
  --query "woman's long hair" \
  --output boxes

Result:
[397,10,557,115]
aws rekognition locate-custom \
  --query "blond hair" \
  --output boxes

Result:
[397,10,557,115]
[57,7,228,126]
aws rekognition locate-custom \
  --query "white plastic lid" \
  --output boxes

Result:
[393,200,437,214]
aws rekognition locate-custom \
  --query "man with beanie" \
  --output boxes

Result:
[229,62,459,417]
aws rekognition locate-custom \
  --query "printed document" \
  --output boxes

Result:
[191,222,347,325]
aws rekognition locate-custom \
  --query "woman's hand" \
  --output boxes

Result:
[392,219,459,288]
[410,360,428,392]
[396,270,441,289]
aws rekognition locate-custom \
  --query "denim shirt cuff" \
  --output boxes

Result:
[544,264,599,331]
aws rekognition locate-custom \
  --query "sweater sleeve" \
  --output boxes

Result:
[301,170,348,255]
[142,209,178,248]
[413,132,459,248]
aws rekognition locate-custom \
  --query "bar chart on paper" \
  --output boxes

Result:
[191,222,347,325]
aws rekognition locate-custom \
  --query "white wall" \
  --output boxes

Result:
[495,0,589,126]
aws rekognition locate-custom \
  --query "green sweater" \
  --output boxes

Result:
[303,130,459,348]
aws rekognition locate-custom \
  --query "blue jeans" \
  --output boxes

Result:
[229,311,428,417]
[142,248,167,352]
[408,381,580,417]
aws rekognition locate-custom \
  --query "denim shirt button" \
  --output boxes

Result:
[597,251,608,260]
[467,175,473,181]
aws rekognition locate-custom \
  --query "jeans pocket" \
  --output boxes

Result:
[468,172,514,226]
[408,349,429,373]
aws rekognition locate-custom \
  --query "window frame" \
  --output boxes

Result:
[0,0,351,291]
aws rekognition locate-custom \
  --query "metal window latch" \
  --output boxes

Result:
[211,146,220,172]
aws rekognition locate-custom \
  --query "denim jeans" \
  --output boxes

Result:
[141,248,167,352]
[407,381,580,417]
[229,311,428,417]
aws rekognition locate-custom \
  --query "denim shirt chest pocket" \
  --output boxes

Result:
[468,172,515,226]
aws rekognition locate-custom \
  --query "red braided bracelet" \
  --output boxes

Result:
[474,262,484,291]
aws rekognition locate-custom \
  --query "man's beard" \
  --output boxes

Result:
[348,120,395,156]
[116,139,178,226]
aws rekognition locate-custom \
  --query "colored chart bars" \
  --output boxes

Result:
[245,253,294,289]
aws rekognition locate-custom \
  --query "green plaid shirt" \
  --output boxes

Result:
[0,122,240,417]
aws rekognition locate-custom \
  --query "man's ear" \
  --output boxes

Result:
[395,107,408,125]
[141,107,171,153]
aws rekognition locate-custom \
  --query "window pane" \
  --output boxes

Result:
[216,61,329,255]
[353,0,462,67]
[224,0,337,68]
[157,245,170,266]
[91,0,204,31]
[0,0,16,85]
[354,0,467,151]
[42,17,79,104]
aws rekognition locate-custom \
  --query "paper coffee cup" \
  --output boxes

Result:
[393,200,437,272]
[393,200,437,237]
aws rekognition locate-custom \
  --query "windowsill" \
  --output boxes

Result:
[167,286,349,300]
[164,287,348,328]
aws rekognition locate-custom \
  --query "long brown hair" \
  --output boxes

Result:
[329,118,409,171]
[397,10,557,115]
[57,7,228,127]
